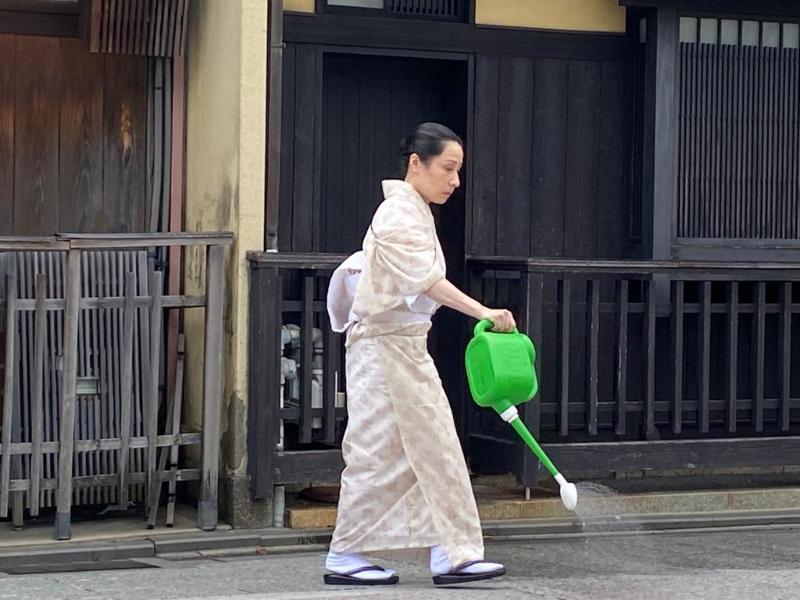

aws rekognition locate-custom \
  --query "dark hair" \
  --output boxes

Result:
[400,122,463,174]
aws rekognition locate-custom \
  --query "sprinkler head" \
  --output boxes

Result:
[555,473,578,511]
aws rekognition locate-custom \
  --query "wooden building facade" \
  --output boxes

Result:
[0,0,228,539]
[248,0,800,505]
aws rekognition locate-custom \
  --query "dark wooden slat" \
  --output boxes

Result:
[15,36,60,234]
[291,45,318,252]
[644,279,656,437]
[278,43,296,252]
[0,35,13,235]
[753,281,766,431]
[15,254,31,514]
[199,244,224,530]
[615,279,629,436]
[322,311,339,444]
[726,281,739,433]
[671,280,684,434]
[103,52,147,232]
[148,59,165,233]
[54,250,81,540]
[59,38,104,233]
[698,281,711,433]
[471,55,499,256]
[564,60,601,259]
[496,56,533,257]
[559,279,571,437]
[531,59,567,257]
[299,274,314,444]
[586,280,600,436]
[273,450,345,485]
[779,282,792,432]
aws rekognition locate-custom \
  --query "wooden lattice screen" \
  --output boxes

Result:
[324,0,469,22]
[678,17,800,240]
[82,0,189,57]
[387,0,464,19]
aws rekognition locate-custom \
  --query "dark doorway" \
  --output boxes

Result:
[321,52,470,436]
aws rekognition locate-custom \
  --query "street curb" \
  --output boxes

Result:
[3,504,800,569]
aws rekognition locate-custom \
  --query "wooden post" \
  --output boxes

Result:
[118,272,136,510]
[248,265,281,501]
[652,6,679,261]
[166,334,186,527]
[559,278,571,437]
[615,279,629,436]
[199,244,224,530]
[0,263,17,518]
[30,273,47,517]
[146,270,164,518]
[55,249,81,540]
[522,270,544,488]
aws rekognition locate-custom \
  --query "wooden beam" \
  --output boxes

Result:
[547,438,800,472]
[620,0,800,19]
[284,14,627,62]
[652,6,679,260]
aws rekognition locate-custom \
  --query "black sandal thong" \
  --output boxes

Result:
[432,560,506,586]
[324,565,400,586]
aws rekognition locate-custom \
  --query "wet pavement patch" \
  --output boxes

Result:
[0,559,158,576]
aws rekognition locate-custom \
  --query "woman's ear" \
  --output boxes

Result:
[409,153,421,172]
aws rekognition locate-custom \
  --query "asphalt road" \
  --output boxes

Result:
[1,526,799,599]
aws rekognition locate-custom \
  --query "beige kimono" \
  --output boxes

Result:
[328,180,484,567]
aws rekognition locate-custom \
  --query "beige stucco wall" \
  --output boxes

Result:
[475,0,626,33]
[284,0,314,13]
[184,0,267,524]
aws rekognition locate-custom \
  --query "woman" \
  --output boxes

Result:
[324,122,516,587]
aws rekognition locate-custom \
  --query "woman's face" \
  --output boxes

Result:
[406,141,464,205]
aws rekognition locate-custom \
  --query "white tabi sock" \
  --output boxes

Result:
[429,545,504,576]
[325,550,397,580]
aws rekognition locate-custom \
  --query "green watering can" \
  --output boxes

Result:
[465,320,578,511]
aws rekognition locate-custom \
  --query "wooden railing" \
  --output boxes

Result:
[247,252,800,499]
[248,253,348,501]
[0,233,231,539]
[467,256,800,485]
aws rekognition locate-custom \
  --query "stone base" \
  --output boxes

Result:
[220,476,273,529]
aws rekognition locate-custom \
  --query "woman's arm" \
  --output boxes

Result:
[426,278,516,332]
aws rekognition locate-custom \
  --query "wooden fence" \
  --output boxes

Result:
[0,233,231,540]
[247,252,800,498]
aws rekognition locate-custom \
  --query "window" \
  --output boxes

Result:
[322,0,469,22]
[677,16,800,240]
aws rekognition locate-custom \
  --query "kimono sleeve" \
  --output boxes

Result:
[370,200,445,298]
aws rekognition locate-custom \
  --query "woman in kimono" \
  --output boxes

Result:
[324,123,516,587]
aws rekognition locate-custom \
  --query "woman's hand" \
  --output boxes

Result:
[426,279,517,332]
[479,308,516,332]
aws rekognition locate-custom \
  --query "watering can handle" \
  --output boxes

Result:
[474,319,518,336]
